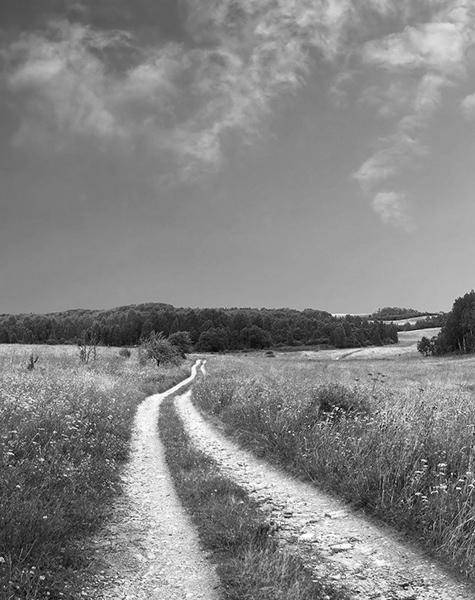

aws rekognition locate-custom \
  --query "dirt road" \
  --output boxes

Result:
[176,389,475,600]
[84,361,219,600]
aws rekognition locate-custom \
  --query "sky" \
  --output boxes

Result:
[0,0,474,314]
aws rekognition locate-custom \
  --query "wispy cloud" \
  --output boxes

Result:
[372,191,415,232]
[1,1,356,179]
[461,92,475,117]
[353,1,475,230]
[2,1,475,224]
[4,21,185,151]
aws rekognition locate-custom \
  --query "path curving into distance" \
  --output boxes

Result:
[176,389,475,600]
[84,360,219,600]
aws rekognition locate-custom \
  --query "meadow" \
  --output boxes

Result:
[0,344,190,600]
[193,348,475,578]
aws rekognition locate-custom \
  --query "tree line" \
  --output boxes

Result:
[370,307,429,320]
[418,290,475,356]
[0,303,398,351]
[398,313,447,331]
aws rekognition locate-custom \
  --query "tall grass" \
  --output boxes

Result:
[193,354,475,578]
[0,345,190,600]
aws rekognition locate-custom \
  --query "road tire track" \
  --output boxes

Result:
[83,361,220,600]
[176,389,475,600]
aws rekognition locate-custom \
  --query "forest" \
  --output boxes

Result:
[0,303,398,351]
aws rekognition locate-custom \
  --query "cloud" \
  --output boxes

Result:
[7,23,121,145]
[372,191,415,232]
[2,0,475,224]
[461,92,475,118]
[1,2,357,178]
[4,21,184,149]
[354,130,429,191]
[353,1,475,227]
[362,22,469,73]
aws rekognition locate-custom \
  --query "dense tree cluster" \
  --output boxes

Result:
[418,290,475,356]
[0,303,398,351]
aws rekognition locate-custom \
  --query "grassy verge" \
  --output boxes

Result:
[193,356,475,578]
[159,394,347,600]
[0,347,191,600]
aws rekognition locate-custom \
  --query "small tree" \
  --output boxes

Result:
[168,331,192,358]
[78,330,99,363]
[417,335,440,357]
[140,331,180,367]
[26,354,39,371]
[417,336,432,357]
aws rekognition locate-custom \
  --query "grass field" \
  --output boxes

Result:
[0,344,190,600]
[193,348,475,578]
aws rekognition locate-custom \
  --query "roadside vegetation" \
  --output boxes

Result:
[159,393,347,600]
[193,353,475,578]
[0,344,189,600]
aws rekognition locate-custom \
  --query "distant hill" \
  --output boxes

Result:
[370,307,431,321]
[369,307,447,331]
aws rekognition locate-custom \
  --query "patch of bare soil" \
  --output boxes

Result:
[82,362,220,600]
[176,389,475,600]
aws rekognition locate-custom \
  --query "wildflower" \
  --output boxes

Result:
[0,557,5,564]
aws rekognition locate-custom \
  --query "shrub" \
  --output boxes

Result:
[119,348,132,358]
[140,332,181,367]
[314,383,368,417]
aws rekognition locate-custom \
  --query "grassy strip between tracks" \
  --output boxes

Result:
[159,393,348,600]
